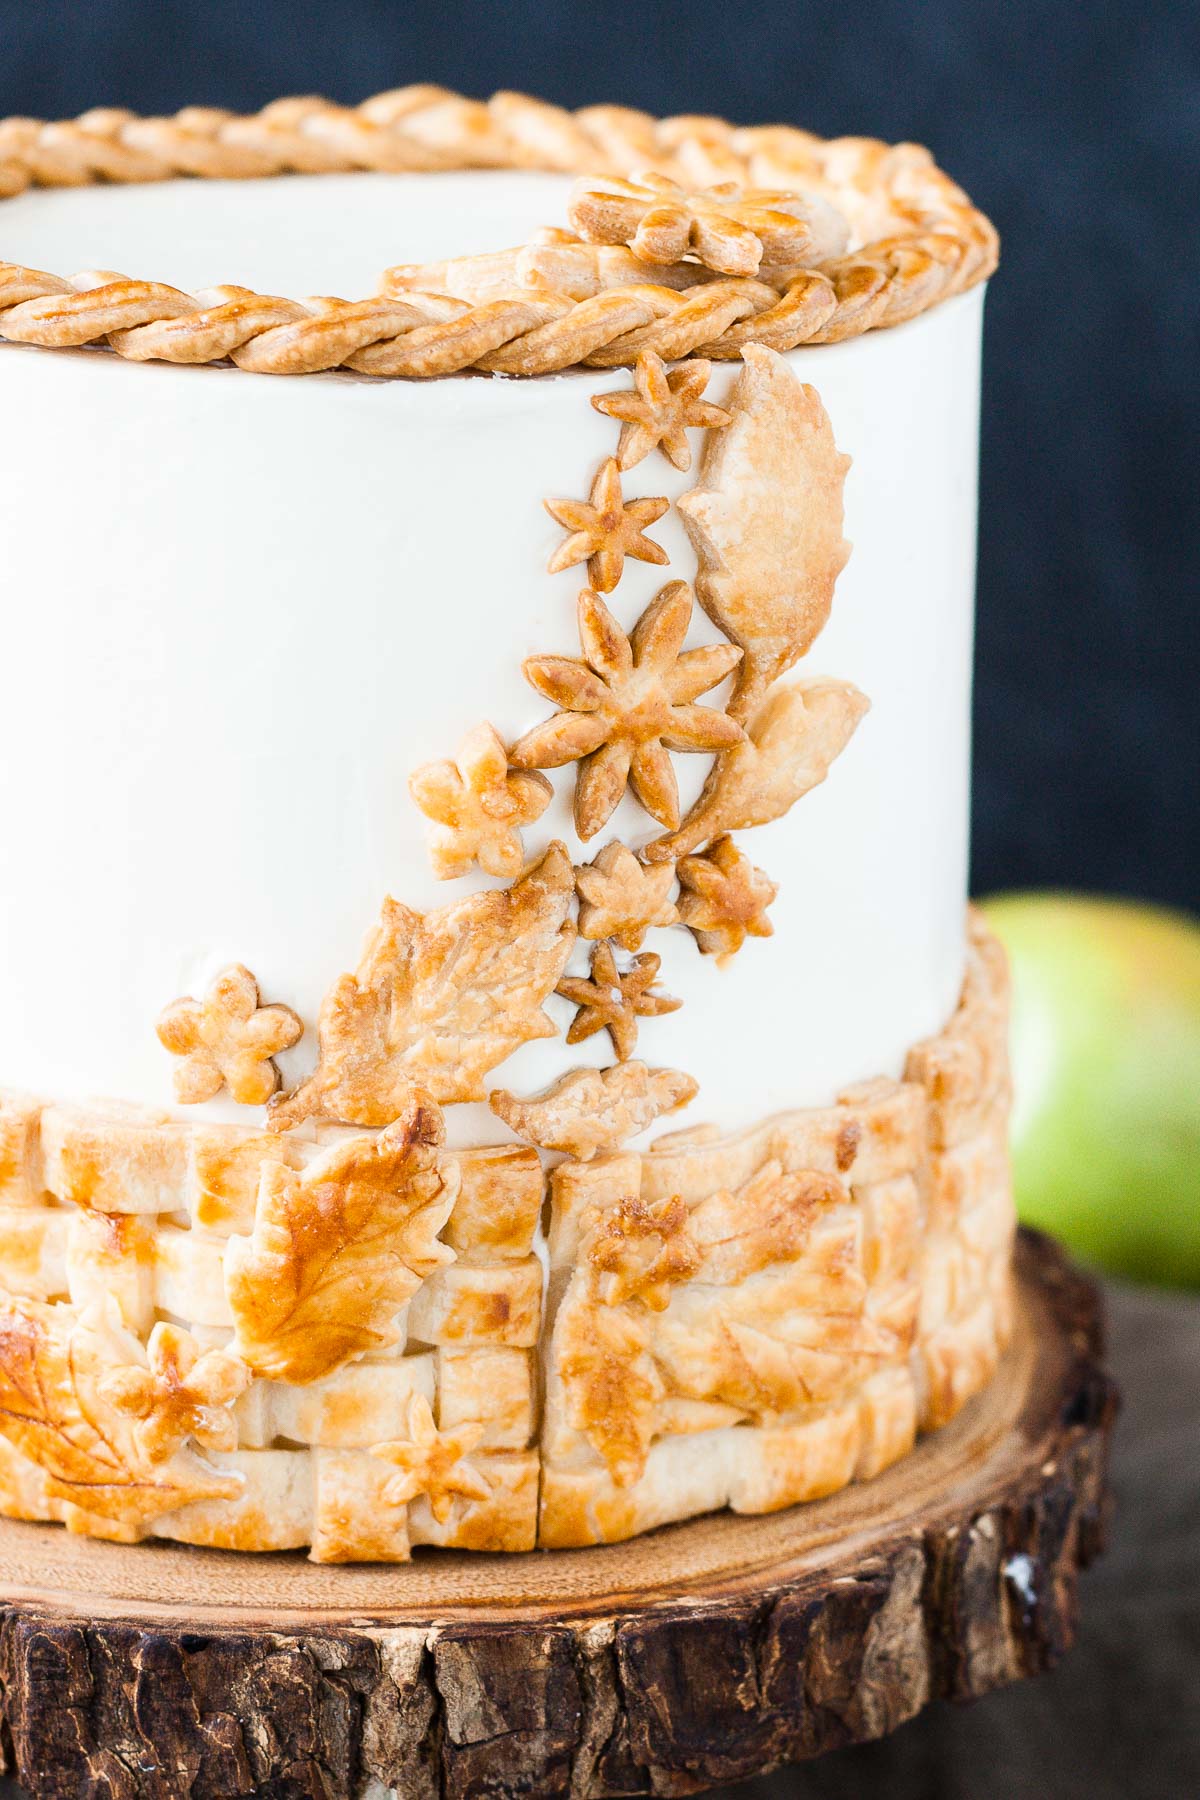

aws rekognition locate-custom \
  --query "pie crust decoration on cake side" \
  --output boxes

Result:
[408,723,554,881]
[156,966,302,1106]
[510,582,744,839]
[0,88,1007,1559]
[266,844,578,1127]
[0,914,1014,1556]
[591,351,732,471]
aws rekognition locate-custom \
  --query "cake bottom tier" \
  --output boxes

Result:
[0,914,1013,1559]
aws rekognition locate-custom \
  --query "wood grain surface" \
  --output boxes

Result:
[718,1257,1200,1800]
[0,1230,1117,1797]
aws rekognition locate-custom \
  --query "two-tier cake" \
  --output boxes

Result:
[0,86,1009,1558]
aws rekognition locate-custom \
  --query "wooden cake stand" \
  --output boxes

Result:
[0,1230,1117,1799]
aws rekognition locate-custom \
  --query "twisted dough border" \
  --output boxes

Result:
[0,86,997,379]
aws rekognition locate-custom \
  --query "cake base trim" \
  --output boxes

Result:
[0,87,997,377]
[0,912,1015,1558]
[0,1232,1116,1800]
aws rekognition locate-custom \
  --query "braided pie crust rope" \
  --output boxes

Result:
[0,86,997,379]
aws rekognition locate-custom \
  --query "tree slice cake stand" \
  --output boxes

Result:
[0,1230,1116,1800]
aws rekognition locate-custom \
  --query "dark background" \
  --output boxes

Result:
[2,0,1196,909]
[0,18,1196,1800]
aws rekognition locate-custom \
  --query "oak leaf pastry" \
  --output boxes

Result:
[544,456,669,593]
[269,844,576,1124]
[547,1160,893,1501]
[646,678,870,862]
[556,942,682,1061]
[228,1090,457,1382]
[0,1296,242,1526]
[409,721,553,880]
[490,1061,699,1159]
[156,965,302,1106]
[510,582,743,840]
[677,344,852,721]
[592,351,731,471]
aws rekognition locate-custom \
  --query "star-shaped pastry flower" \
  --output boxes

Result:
[544,457,668,594]
[100,1323,251,1464]
[409,721,553,880]
[676,834,778,963]
[370,1394,491,1524]
[157,964,303,1105]
[575,841,678,951]
[589,1195,699,1310]
[569,172,839,276]
[510,582,743,840]
[593,352,731,472]
[557,941,681,1061]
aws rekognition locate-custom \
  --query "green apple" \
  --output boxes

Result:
[980,893,1200,1288]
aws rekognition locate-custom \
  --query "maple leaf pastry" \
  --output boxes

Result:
[0,87,1010,1557]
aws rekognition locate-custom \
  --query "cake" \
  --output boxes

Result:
[0,88,1010,1559]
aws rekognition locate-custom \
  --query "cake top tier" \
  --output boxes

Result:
[0,85,996,379]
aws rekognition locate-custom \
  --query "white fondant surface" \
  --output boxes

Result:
[0,172,983,1145]
[0,170,577,296]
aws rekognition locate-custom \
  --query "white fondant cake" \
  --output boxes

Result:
[0,92,1011,1559]
[0,171,980,1140]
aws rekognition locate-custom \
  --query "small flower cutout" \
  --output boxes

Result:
[510,582,743,840]
[370,1394,491,1523]
[157,963,302,1105]
[588,1194,699,1310]
[569,172,835,276]
[100,1323,251,1463]
[593,352,731,471]
[676,834,778,963]
[556,941,681,1061]
[544,457,668,593]
[409,721,553,880]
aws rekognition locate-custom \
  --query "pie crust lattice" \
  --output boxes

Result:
[0,914,1013,1556]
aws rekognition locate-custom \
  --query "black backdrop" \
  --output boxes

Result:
[3,0,1196,911]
